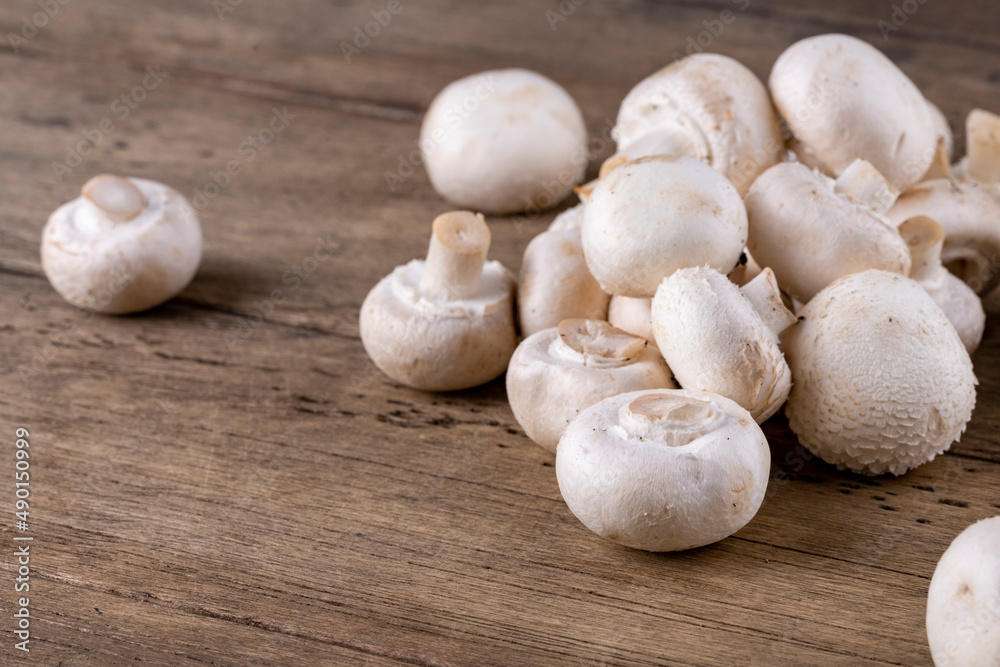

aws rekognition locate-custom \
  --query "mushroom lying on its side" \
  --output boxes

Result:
[652,267,795,423]
[926,516,1000,667]
[782,270,976,476]
[506,320,673,452]
[360,211,517,391]
[42,174,203,314]
[582,155,747,298]
[517,227,609,337]
[556,388,771,552]
[420,69,587,215]
[746,159,911,302]
[769,33,937,192]
[888,109,1000,295]
[613,53,784,195]
[898,216,985,354]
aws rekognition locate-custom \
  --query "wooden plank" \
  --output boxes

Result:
[0,1,998,665]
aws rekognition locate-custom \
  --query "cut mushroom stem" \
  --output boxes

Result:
[739,268,797,335]
[924,137,953,181]
[418,211,490,301]
[618,392,719,447]
[899,216,947,282]
[833,158,898,215]
[81,174,146,222]
[966,108,1000,184]
[555,319,647,369]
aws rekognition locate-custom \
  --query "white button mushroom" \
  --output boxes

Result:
[582,155,747,298]
[927,516,1000,667]
[651,267,795,423]
[899,216,985,354]
[517,227,609,337]
[769,34,937,192]
[420,69,587,215]
[613,53,784,195]
[506,319,674,452]
[359,211,517,391]
[608,295,656,352]
[546,203,584,232]
[782,270,976,476]
[555,388,772,552]
[41,174,202,314]
[745,160,911,302]
[888,109,1000,295]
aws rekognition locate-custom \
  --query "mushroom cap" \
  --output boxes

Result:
[925,99,954,163]
[782,270,976,476]
[41,175,203,314]
[651,267,791,423]
[359,259,516,391]
[746,161,911,302]
[582,156,747,298]
[769,34,937,191]
[888,178,1000,295]
[517,228,609,337]
[613,53,783,195]
[547,203,584,231]
[555,388,771,552]
[506,320,674,452]
[608,295,656,351]
[926,516,1000,667]
[420,69,587,215]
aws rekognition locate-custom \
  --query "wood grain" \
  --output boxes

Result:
[0,1,998,664]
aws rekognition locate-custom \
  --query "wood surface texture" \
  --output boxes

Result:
[1,1,999,665]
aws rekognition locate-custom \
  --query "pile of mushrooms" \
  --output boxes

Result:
[361,37,996,656]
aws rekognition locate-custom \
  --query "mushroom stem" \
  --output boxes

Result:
[419,211,491,301]
[966,109,1000,184]
[899,216,947,283]
[617,392,720,447]
[834,159,898,215]
[739,268,797,335]
[923,137,953,181]
[554,319,646,369]
[81,174,146,222]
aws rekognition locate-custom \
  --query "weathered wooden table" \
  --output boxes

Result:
[1,1,998,664]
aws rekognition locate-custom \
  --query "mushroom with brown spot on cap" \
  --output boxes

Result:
[506,319,674,453]
[359,211,516,391]
[613,53,784,195]
[926,516,1000,666]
